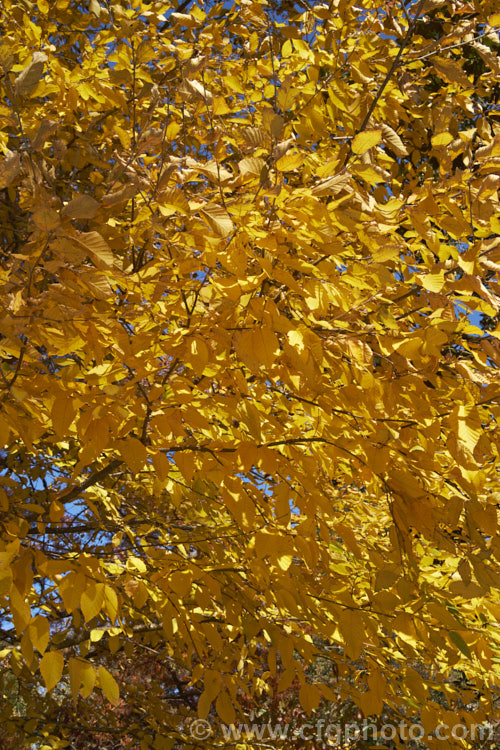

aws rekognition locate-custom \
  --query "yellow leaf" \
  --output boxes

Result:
[277,553,293,571]
[58,572,86,613]
[419,269,445,292]
[104,585,119,622]
[119,437,148,474]
[189,337,209,373]
[338,610,364,659]
[73,231,115,268]
[299,683,321,716]
[68,657,84,704]
[335,523,362,557]
[152,452,170,482]
[10,585,31,634]
[458,419,481,452]
[0,44,14,73]
[276,151,303,171]
[311,171,350,196]
[198,160,232,184]
[252,328,280,370]
[431,132,454,147]
[169,570,193,597]
[238,156,265,179]
[21,630,34,666]
[81,582,105,622]
[368,668,386,701]
[199,203,233,237]
[215,690,236,724]
[352,129,383,154]
[80,660,96,698]
[29,615,50,655]
[181,78,213,104]
[40,650,64,693]
[351,162,390,185]
[0,414,10,446]
[158,187,191,217]
[98,666,120,706]
[51,396,76,437]
[31,118,58,151]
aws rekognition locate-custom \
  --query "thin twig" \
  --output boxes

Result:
[404,30,491,64]
[355,0,427,136]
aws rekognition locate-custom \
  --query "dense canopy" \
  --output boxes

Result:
[0,0,500,747]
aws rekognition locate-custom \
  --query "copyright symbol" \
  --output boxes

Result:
[190,719,212,740]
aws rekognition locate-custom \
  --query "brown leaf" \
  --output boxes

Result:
[311,171,351,196]
[15,52,47,96]
[0,150,21,188]
[62,195,100,220]
[31,119,59,151]
[432,57,471,88]
[380,124,408,157]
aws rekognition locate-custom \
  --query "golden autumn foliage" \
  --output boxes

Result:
[0,0,500,747]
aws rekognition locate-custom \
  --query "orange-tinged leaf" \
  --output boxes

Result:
[40,650,64,692]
